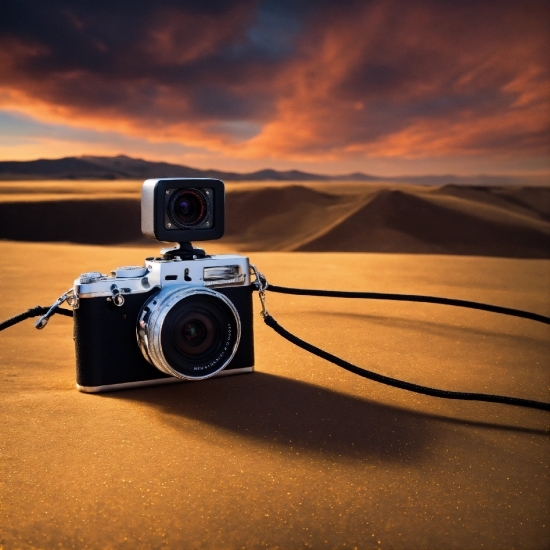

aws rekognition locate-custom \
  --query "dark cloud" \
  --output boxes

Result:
[0,0,548,159]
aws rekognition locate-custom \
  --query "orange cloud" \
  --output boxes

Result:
[243,2,550,160]
[0,0,548,165]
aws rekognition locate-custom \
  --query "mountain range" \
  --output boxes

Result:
[0,155,546,186]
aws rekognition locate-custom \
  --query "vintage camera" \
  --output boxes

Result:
[73,178,254,393]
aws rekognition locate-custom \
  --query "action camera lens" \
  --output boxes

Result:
[169,189,208,228]
[137,287,241,380]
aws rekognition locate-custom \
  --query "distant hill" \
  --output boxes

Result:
[0,155,546,185]
[0,155,365,182]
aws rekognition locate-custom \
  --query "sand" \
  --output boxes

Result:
[1,240,549,549]
[1,180,549,257]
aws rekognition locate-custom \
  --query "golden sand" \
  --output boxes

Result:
[1,240,549,548]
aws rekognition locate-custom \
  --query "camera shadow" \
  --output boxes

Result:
[104,372,547,463]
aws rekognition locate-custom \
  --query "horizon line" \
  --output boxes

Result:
[0,153,548,181]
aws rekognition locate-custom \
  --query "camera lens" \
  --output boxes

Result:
[137,287,241,380]
[174,313,215,356]
[168,188,208,228]
[163,294,238,377]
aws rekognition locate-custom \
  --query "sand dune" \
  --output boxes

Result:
[0,182,548,257]
[224,185,369,251]
[296,188,550,257]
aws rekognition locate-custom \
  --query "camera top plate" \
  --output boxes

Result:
[73,254,251,299]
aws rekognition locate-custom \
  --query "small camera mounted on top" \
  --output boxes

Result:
[69,178,255,393]
[141,178,225,260]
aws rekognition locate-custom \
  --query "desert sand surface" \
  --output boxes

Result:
[0,180,549,257]
[1,240,549,549]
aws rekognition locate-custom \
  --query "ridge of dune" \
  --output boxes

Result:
[423,191,549,230]
[432,184,550,221]
[223,185,371,251]
[492,187,550,219]
[295,189,550,257]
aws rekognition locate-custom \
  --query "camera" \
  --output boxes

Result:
[73,178,254,393]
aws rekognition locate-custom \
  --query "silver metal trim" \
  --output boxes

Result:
[141,179,156,239]
[113,266,148,278]
[77,291,149,299]
[137,286,242,381]
[203,274,245,287]
[76,367,253,393]
[74,255,250,299]
[35,287,79,329]
[79,272,105,284]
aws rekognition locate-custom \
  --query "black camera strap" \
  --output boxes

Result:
[2,269,549,412]
[266,285,550,325]
[0,305,73,331]
[249,266,550,412]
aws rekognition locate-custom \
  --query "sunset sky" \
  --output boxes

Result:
[0,0,548,176]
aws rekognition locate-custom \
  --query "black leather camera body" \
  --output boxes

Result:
[72,178,254,393]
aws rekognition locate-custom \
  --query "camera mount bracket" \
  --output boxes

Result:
[160,242,207,261]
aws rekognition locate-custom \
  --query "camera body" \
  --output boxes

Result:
[73,178,254,393]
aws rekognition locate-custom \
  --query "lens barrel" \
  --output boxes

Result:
[137,287,241,380]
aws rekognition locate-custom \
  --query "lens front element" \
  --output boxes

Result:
[137,287,241,380]
[176,315,212,355]
[169,188,208,228]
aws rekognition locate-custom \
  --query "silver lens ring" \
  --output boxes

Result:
[137,286,241,380]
